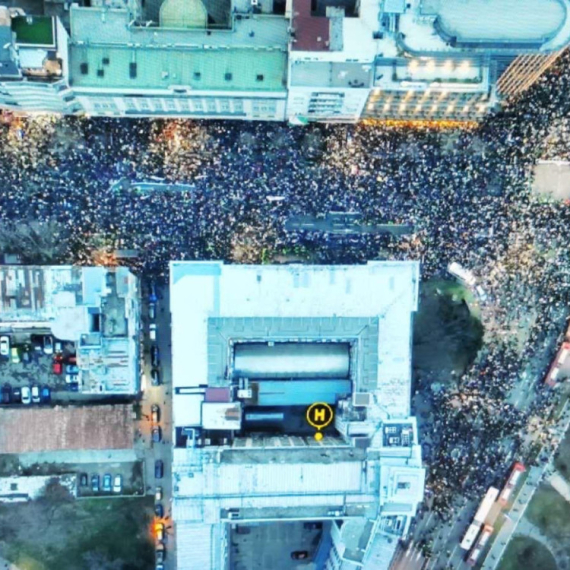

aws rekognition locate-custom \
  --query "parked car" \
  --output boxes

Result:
[155,523,165,543]
[0,335,10,359]
[155,486,163,502]
[1,384,11,404]
[53,358,63,375]
[54,340,63,353]
[12,387,21,403]
[156,564,164,570]
[151,404,160,423]
[91,475,100,492]
[149,302,156,321]
[149,323,157,341]
[43,335,54,355]
[10,346,21,364]
[152,427,162,443]
[31,334,43,353]
[31,385,40,404]
[40,385,51,404]
[155,460,164,479]
[151,369,160,386]
[66,364,79,374]
[291,551,309,560]
[113,475,122,494]
[150,346,160,367]
[155,544,165,563]
[21,386,31,405]
[21,345,31,363]
[149,282,158,303]
[102,474,112,492]
[68,382,79,392]
[154,503,164,518]
[79,473,88,486]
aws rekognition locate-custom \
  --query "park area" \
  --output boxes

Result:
[498,536,557,570]
[413,279,483,384]
[0,485,155,570]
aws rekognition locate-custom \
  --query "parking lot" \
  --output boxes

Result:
[0,331,87,404]
[230,521,324,570]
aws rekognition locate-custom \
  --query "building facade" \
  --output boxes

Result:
[169,261,425,570]
[0,0,569,121]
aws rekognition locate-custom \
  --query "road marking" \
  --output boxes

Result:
[415,548,422,562]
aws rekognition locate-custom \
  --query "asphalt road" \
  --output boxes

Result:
[138,281,175,569]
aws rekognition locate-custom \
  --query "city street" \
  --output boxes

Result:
[136,280,175,569]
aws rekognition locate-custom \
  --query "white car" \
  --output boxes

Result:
[155,486,163,502]
[21,386,31,405]
[0,336,9,358]
[31,385,40,404]
[113,475,122,494]
[149,323,157,341]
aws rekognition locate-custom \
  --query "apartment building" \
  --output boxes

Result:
[0,0,569,121]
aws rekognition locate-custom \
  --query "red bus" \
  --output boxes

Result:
[545,341,570,387]
[499,462,525,505]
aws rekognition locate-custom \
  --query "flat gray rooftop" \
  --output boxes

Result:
[422,0,566,41]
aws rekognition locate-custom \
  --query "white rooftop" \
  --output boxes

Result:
[170,260,419,420]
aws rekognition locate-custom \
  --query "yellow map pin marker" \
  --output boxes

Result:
[306,402,334,441]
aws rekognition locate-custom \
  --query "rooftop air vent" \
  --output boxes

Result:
[353,392,371,407]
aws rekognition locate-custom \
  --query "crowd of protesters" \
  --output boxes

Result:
[2,51,570,524]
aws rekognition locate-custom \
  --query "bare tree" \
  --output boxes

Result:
[36,478,74,528]
[0,219,67,263]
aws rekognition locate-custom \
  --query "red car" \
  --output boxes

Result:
[52,355,63,375]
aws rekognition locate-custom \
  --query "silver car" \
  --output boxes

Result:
[21,386,31,405]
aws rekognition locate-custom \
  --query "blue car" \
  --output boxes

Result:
[40,385,51,404]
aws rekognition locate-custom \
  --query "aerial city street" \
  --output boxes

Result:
[3,1,570,569]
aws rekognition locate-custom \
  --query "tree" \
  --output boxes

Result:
[37,477,74,528]
[82,551,124,570]
[0,219,68,263]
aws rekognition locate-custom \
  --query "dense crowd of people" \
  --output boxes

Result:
[2,51,570,528]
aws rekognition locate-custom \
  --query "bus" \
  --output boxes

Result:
[499,462,526,505]
[448,262,477,287]
[460,487,499,551]
[466,524,494,566]
[460,522,482,551]
[474,487,499,524]
[544,341,570,387]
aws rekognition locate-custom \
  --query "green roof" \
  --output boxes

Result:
[12,16,55,47]
[70,46,287,92]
